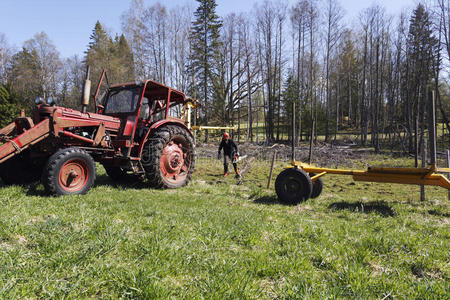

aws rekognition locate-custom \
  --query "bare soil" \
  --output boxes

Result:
[195,141,370,167]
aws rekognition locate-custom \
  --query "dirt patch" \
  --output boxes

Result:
[0,242,13,249]
[196,142,370,167]
[193,180,207,185]
[369,261,391,276]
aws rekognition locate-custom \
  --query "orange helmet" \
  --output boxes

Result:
[223,132,230,139]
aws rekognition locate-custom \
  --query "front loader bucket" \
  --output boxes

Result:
[0,118,50,164]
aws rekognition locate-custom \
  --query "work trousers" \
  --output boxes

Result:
[223,154,238,174]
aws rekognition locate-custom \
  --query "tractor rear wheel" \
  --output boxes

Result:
[42,147,96,196]
[142,125,195,188]
[275,168,312,205]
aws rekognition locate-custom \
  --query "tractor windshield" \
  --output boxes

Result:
[104,87,142,114]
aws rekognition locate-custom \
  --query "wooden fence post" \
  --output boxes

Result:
[267,151,277,189]
[420,138,427,201]
[291,101,295,162]
[308,118,315,164]
[447,149,450,201]
[429,90,437,166]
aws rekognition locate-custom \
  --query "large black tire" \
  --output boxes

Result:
[42,147,96,196]
[275,168,313,205]
[0,151,45,185]
[309,173,323,199]
[142,125,195,188]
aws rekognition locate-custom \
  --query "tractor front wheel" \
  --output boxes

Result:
[275,168,312,205]
[142,125,195,188]
[42,147,96,196]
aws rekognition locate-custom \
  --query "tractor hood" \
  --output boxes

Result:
[34,104,121,132]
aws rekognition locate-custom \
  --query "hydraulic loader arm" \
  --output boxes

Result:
[0,119,50,164]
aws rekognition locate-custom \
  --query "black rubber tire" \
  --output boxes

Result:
[309,173,323,199]
[42,147,96,196]
[0,151,45,185]
[275,168,313,205]
[142,125,195,188]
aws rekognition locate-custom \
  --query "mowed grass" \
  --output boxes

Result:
[0,156,448,298]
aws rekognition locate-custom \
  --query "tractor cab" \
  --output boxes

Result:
[101,80,186,126]
[99,80,189,156]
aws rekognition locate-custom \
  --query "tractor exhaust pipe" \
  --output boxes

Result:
[81,65,91,113]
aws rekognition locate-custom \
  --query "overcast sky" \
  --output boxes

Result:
[0,0,417,58]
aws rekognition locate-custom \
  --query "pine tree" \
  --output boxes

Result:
[8,47,43,108]
[115,34,135,81]
[189,0,222,142]
[406,4,438,158]
[407,4,437,88]
[85,22,135,95]
[0,83,20,126]
[87,21,109,54]
[85,21,111,90]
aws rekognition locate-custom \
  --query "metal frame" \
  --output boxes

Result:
[289,160,450,190]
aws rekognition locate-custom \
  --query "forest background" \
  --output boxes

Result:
[0,0,449,155]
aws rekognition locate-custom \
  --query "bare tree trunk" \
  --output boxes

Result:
[237,32,241,143]
[334,76,339,141]
[323,0,342,142]
[276,15,283,142]
[361,28,368,146]
[246,48,253,143]
[373,40,380,153]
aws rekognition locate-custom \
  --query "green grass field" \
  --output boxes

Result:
[0,156,448,298]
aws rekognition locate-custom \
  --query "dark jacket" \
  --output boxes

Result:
[218,139,238,156]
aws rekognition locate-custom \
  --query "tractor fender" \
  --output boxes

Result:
[137,119,193,158]
[149,119,192,135]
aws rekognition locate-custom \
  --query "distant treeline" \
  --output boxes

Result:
[0,0,449,153]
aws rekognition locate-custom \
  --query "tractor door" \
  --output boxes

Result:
[102,85,144,150]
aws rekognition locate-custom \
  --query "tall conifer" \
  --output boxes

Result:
[189,0,222,141]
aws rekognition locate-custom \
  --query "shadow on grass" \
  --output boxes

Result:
[0,179,46,197]
[25,182,47,197]
[95,174,150,189]
[428,209,450,217]
[253,195,285,205]
[19,174,151,196]
[328,201,396,217]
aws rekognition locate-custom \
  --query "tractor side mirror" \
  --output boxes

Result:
[47,97,58,106]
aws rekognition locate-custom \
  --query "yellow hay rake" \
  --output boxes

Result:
[274,160,450,205]
[275,91,449,205]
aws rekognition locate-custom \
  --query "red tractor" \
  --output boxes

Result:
[0,68,195,195]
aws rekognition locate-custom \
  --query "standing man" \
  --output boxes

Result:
[218,132,240,177]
